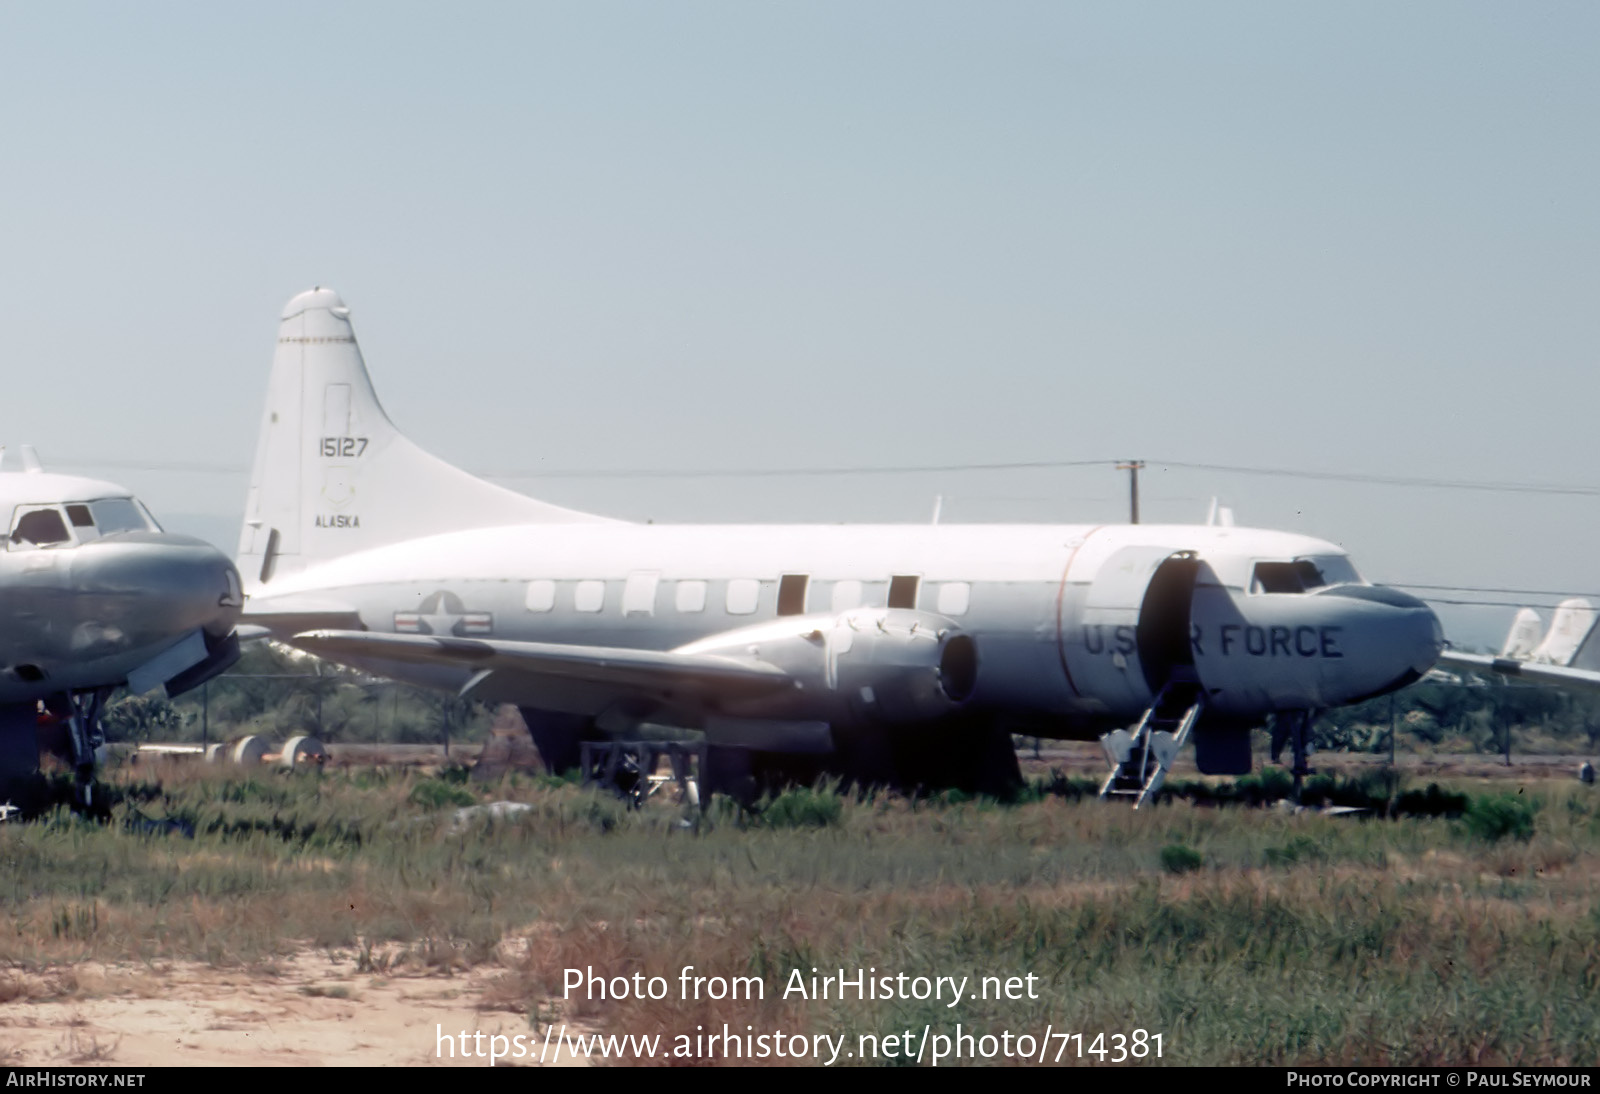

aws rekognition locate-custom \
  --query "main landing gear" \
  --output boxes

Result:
[1269,709,1317,799]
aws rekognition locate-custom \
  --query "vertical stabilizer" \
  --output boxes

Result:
[1531,598,1598,666]
[1566,605,1600,672]
[238,288,612,590]
[1501,608,1544,660]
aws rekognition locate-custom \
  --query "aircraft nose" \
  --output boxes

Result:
[70,534,243,638]
[1383,587,1445,676]
[1318,584,1444,696]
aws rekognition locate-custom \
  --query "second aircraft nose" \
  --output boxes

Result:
[69,533,243,641]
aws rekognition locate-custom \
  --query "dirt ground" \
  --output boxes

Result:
[0,950,586,1068]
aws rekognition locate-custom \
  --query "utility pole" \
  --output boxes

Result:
[1116,460,1145,524]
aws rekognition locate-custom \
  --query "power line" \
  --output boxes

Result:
[38,454,1600,497]
[1385,582,1600,600]
[482,459,1120,480]
[1152,461,1600,498]
[1416,598,1577,609]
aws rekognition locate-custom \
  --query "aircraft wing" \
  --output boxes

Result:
[244,595,364,633]
[290,629,796,705]
[1437,649,1600,692]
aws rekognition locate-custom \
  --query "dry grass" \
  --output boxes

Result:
[0,759,1597,1065]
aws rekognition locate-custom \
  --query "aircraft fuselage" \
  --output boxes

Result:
[251,520,1442,739]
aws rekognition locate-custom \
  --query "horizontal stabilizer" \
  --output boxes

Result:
[1437,649,1600,693]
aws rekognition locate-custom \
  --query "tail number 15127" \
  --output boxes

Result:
[319,436,369,458]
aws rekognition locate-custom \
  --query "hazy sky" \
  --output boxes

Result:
[2,3,1597,646]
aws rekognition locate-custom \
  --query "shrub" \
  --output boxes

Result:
[1160,843,1203,874]
[1463,793,1537,843]
[760,786,843,829]
[1392,783,1469,819]
[408,779,476,810]
[436,764,472,785]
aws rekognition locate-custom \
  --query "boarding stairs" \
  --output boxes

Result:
[1099,670,1205,809]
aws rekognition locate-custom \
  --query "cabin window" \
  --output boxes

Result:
[888,574,921,610]
[936,582,971,616]
[525,579,556,612]
[574,580,606,612]
[777,574,810,616]
[830,580,863,612]
[622,572,660,616]
[726,579,760,615]
[9,507,71,549]
[675,580,707,613]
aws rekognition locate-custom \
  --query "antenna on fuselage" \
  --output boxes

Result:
[1205,497,1235,527]
[19,446,42,474]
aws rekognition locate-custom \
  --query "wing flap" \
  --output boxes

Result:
[244,595,364,634]
[290,629,796,705]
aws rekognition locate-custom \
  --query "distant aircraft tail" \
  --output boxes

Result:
[1530,597,1599,666]
[1500,608,1544,660]
[1563,600,1600,672]
[1204,498,1235,527]
[237,287,612,590]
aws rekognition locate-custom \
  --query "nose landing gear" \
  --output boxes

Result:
[1269,709,1318,800]
[49,689,111,815]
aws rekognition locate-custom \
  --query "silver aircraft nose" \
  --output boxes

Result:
[1317,584,1444,700]
[69,533,243,643]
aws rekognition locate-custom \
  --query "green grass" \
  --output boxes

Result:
[0,761,1596,1065]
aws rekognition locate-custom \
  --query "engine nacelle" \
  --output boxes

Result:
[674,608,978,725]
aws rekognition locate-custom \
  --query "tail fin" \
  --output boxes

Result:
[1501,608,1544,660]
[1566,602,1600,672]
[238,287,612,589]
[1531,597,1598,666]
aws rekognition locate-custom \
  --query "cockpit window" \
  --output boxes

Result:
[1304,555,1360,587]
[135,500,163,533]
[10,508,71,548]
[1252,562,1312,594]
[6,497,158,551]
[1252,556,1362,594]
[89,498,153,535]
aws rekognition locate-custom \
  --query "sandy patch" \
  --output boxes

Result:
[0,950,591,1067]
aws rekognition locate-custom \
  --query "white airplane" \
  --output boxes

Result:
[235,288,1444,800]
[0,450,243,812]
[1439,597,1600,692]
